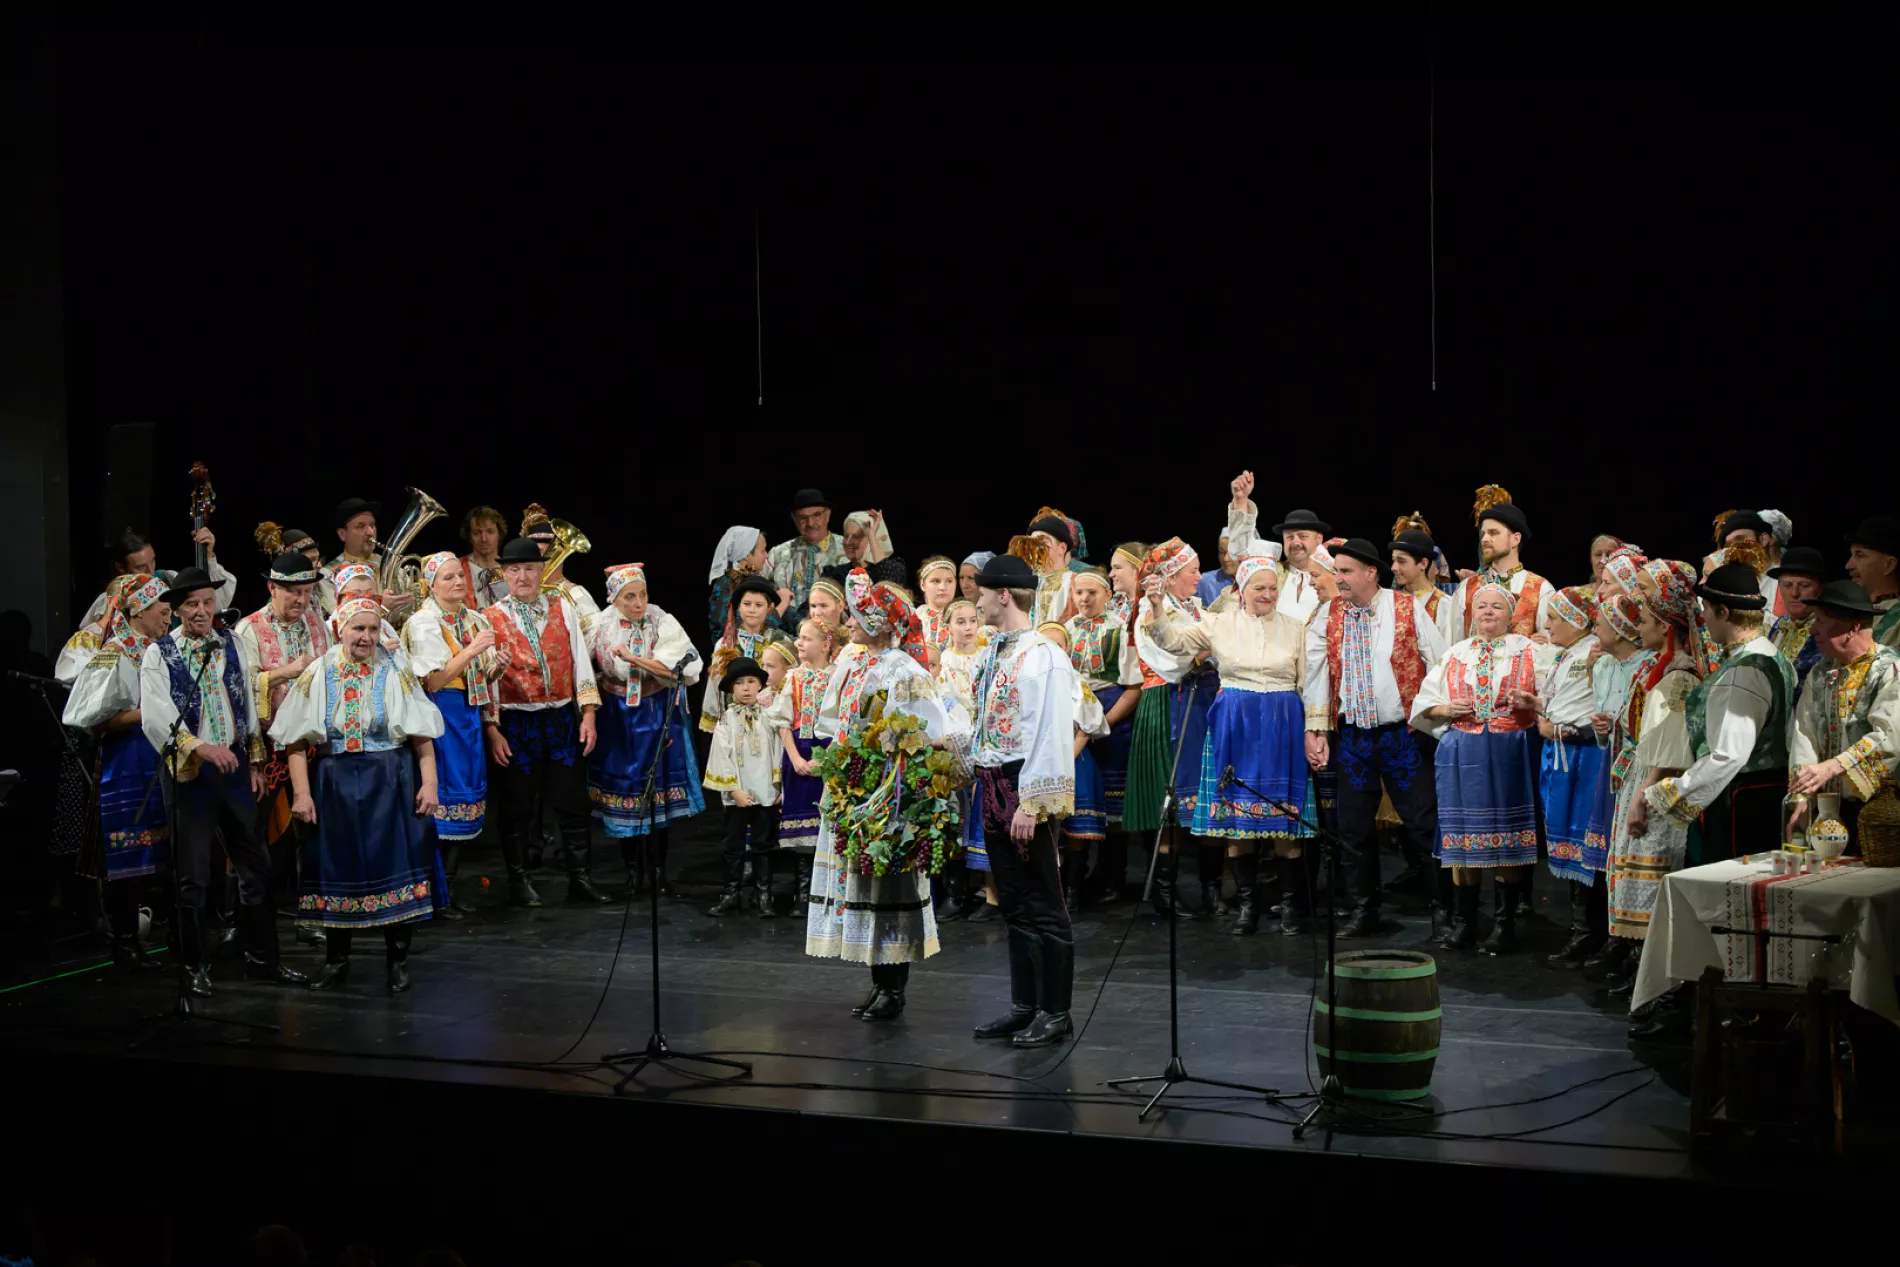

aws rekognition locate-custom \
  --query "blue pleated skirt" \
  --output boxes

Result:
[1434,728,1540,868]
[1578,738,1615,882]
[1540,735,1605,883]
[589,688,705,837]
[1065,746,1107,843]
[1089,684,1134,823]
[1169,672,1218,820]
[1190,688,1312,840]
[100,729,168,880]
[300,747,435,929]
[429,687,486,841]
[779,734,826,849]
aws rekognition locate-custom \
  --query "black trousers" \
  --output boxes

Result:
[494,749,591,869]
[720,802,780,887]
[982,762,1074,1014]
[1698,771,1788,865]
[1329,722,1438,915]
[162,760,271,911]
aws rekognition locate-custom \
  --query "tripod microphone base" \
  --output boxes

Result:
[602,1031,753,1094]
[1105,1056,1281,1122]
[1292,1073,1346,1139]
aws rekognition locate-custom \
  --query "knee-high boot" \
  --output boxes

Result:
[1199,843,1231,917]
[1546,879,1604,967]
[649,829,676,899]
[437,840,466,920]
[974,925,1041,1037]
[385,925,414,994]
[753,850,778,918]
[108,882,158,972]
[1440,884,1479,950]
[1015,931,1074,1046]
[1279,856,1312,936]
[1481,879,1518,955]
[1229,852,1260,936]
[501,819,542,908]
[309,928,352,990]
[1060,848,1085,913]
[560,821,610,904]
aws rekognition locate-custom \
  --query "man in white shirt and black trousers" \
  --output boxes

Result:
[140,566,308,996]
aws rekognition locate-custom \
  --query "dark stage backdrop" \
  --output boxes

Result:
[51,15,1891,634]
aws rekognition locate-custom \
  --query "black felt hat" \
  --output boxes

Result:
[1696,563,1767,610]
[497,537,545,565]
[974,554,1038,590]
[331,497,382,530]
[1388,529,1436,563]
[728,574,781,610]
[1721,510,1772,539]
[790,487,833,513]
[1271,509,1332,537]
[719,656,768,694]
[1808,579,1884,619]
[1846,516,1900,559]
[281,528,316,551]
[1027,515,1075,551]
[158,565,218,608]
[263,551,322,585]
[1332,538,1385,570]
[1767,545,1829,580]
[1478,502,1530,539]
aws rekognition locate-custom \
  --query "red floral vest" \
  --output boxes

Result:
[1442,642,1540,734]
[1458,572,1546,638]
[242,608,330,727]
[487,597,577,706]
[1324,591,1425,722]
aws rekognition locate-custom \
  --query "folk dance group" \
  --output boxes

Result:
[57,485,1900,1047]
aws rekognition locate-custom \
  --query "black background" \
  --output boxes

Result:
[53,13,1891,634]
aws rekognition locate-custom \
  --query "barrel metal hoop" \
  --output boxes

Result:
[1336,1084,1434,1101]
[1314,1044,1440,1064]
[1314,1001,1443,1023]
[1327,959,1439,980]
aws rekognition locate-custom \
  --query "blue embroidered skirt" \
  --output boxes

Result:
[1433,728,1540,868]
[300,747,435,929]
[1064,745,1107,844]
[779,735,827,850]
[1166,672,1218,822]
[962,786,989,872]
[1540,735,1605,883]
[428,687,486,842]
[1578,739,1616,882]
[100,729,168,880]
[589,688,704,837]
[1089,684,1134,824]
[1190,688,1311,841]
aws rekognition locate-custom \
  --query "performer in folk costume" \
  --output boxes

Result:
[1020,512,1080,628]
[330,562,407,663]
[520,503,602,637]
[1843,516,1900,652]
[704,658,784,917]
[1788,581,1900,848]
[805,576,852,652]
[458,505,512,610]
[701,574,796,732]
[1596,543,1648,601]
[587,562,703,897]
[402,552,502,917]
[1148,548,1312,938]
[767,488,850,621]
[1108,543,1145,625]
[966,555,1079,1047]
[707,523,789,647]
[481,537,608,908]
[61,574,174,969]
[1124,533,1218,917]
[916,556,960,664]
[958,552,990,607]
[806,568,970,1023]
[81,526,237,631]
[759,638,796,704]
[236,550,333,916]
[317,497,389,618]
[1065,568,1143,907]
[1535,585,1609,964]
[768,618,835,909]
[935,599,995,921]
[1390,517,1457,645]
[254,522,322,573]
[58,574,143,685]
[1709,510,1783,608]
[138,566,307,994]
[274,598,445,994]
[1599,561,1708,994]
[1236,495,1329,626]
[1039,622,1109,911]
[1303,538,1451,940]
[1768,546,1829,689]
[1581,534,1634,606]
[1450,485,1552,639]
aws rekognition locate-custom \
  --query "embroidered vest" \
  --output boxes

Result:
[1686,646,1795,777]
[1459,571,1546,638]
[242,608,328,725]
[1324,592,1424,723]
[157,630,250,753]
[1442,641,1539,734]
[486,597,577,706]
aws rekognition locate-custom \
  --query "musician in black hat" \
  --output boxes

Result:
[138,566,307,994]
[1449,485,1551,639]
[1767,545,1831,687]
[282,527,321,568]
[766,488,848,620]
[1789,581,1900,848]
[1844,516,1900,651]
[317,496,384,617]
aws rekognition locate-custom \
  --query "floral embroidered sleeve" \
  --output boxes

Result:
[267,658,330,751]
[703,714,740,795]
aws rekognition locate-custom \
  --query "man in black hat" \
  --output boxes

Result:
[1768,545,1830,687]
[138,566,307,993]
[1302,538,1451,938]
[317,496,384,617]
[1844,516,1900,651]
[1390,525,1454,644]
[1789,581,1899,848]
[968,552,1080,1047]
[766,488,848,621]
[282,527,321,568]
[1212,472,1324,622]
[520,501,601,636]
[81,525,236,631]
[1450,487,1551,640]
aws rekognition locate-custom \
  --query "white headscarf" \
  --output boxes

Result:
[843,512,894,557]
[708,525,763,583]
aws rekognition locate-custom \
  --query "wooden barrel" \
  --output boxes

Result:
[1313,950,1441,1101]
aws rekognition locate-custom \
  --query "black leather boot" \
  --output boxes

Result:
[861,963,908,1021]
[1516,869,1536,917]
[1061,849,1085,913]
[754,852,778,918]
[1013,932,1073,1046]
[507,864,543,908]
[650,831,678,899]
[178,905,213,997]
[1606,941,1644,996]
[385,926,413,995]
[1149,855,1191,918]
[1546,880,1605,968]
[1280,860,1312,936]
[975,926,1041,1037]
[1480,880,1518,955]
[794,853,813,918]
[1582,935,1633,982]
[1439,885,1479,951]
[239,903,309,986]
[708,836,745,915]
[562,831,611,904]
[108,883,160,972]
[437,842,466,920]
[707,886,743,916]
[308,929,352,991]
[1200,845,1231,918]
[1229,852,1260,936]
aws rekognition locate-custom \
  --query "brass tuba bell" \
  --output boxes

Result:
[377,486,448,601]
[539,519,591,592]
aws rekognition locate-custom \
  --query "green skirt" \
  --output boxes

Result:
[1122,686,1175,834]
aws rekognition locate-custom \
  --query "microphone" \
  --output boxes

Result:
[5,668,61,688]
[671,651,697,678]
[214,607,243,628]
[1218,765,1236,792]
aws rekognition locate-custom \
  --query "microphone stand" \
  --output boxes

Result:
[602,651,752,1090]
[1105,663,1282,1119]
[133,625,279,1050]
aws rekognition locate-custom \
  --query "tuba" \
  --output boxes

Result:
[539,519,591,593]
[377,486,448,600]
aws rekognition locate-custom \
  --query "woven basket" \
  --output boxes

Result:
[1859,786,1900,868]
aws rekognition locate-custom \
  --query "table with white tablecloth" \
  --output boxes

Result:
[1632,858,1900,1025]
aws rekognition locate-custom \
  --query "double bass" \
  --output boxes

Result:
[189,461,216,571]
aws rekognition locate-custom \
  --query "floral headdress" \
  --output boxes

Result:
[1715,537,1770,578]
[1603,592,1644,644]
[420,551,458,591]
[1471,578,1516,622]
[846,567,927,665]
[1550,585,1597,631]
[330,596,384,641]
[332,562,376,592]
[1138,537,1198,582]
[1639,559,1711,680]
[604,562,646,600]
[1601,545,1649,595]
[1232,556,1278,596]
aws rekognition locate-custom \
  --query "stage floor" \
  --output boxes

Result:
[3,827,1702,1190]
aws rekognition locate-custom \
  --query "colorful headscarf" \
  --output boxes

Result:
[1639,559,1711,679]
[1549,584,1597,631]
[1231,556,1279,598]
[1601,545,1649,596]
[1310,542,1338,575]
[845,566,927,665]
[1139,537,1198,581]
[708,526,762,583]
[330,596,384,641]
[605,562,646,600]
[332,562,376,593]
[1469,579,1517,631]
[1603,592,1644,644]
[843,512,894,557]
[420,551,459,590]
[962,551,995,572]
[121,573,166,617]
